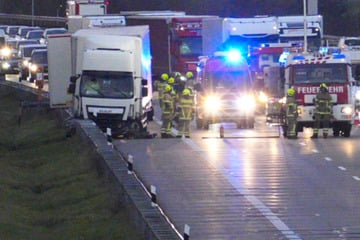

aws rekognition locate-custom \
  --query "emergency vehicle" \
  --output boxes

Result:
[284,51,355,137]
[248,43,294,96]
[195,50,256,129]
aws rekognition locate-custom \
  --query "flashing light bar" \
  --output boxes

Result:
[292,55,306,61]
[226,49,242,62]
[333,53,346,59]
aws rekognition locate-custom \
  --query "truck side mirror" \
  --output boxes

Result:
[70,75,78,83]
[68,83,76,94]
[142,87,148,97]
[141,79,148,86]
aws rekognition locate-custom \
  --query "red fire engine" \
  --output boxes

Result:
[284,52,355,137]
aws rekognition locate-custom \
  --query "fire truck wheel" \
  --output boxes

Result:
[247,118,255,129]
[196,117,203,129]
[342,123,352,137]
[333,127,340,137]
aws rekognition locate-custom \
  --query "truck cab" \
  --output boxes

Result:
[195,50,256,129]
[284,52,355,137]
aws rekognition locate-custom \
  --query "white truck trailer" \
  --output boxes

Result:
[66,0,108,16]
[47,25,154,138]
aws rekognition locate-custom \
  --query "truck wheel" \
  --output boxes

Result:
[247,118,255,129]
[147,107,154,121]
[196,117,203,129]
[342,123,352,137]
[333,129,340,137]
[204,120,210,130]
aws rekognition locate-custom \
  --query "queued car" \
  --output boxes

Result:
[28,49,48,82]
[39,27,67,45]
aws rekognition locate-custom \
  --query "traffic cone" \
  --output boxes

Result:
[220,125,224,138]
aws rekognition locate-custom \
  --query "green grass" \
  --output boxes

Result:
[0,86,144,240]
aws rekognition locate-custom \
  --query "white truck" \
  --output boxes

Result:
[47,25,154,138]
[67,15,126,33]
[66,0,108,16]
[202,16,279,56]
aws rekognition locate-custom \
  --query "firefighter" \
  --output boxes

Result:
[185,71,196,95]
[285,87,298,139]
[176,88,194,138]
[311,83,333,139]
[161,84,175,138]
[154,73,169,107]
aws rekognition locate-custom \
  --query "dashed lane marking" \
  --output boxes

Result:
[338,166,347,171]
[183,138,302,240]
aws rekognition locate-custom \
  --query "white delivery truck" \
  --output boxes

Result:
[47,25,154,138]
[66,0,107,16]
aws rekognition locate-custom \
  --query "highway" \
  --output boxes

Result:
[115,99,360,240]
[5,75,360,239]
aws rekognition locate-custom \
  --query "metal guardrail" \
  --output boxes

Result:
[0,13,67,28]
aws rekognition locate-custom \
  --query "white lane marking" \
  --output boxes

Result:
[324,157,332,161]
[338,166,347,171]
[353,176,360,181]
[312,149,319,153]
[299,142,306,146]
[183,138,302,240]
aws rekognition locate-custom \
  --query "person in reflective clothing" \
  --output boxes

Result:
[311,83,333,139]
[154,73,169,107]
[176,88,194,138]
[161,84,175,138]
[285,88,298,139]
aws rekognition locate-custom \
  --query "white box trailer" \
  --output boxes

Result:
[66,0,107,16]
[67,15,126,33]
[48,25,153,138]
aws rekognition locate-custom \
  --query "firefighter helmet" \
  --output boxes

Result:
[168,77,175,85]
[161,73,169,81]
[183,88,191,96]
[164,84,172,92]
[186,71,193,79]
[287,88,295,96]
[320,83,328,89]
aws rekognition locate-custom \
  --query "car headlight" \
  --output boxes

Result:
[258,91,268,103]
[341,106,353,115]
[1,47,11,58]
[237,95,256,110]
[22,59,29,67]
[204,96,221,111]
[30,64,38,72]
[2,62,10,69]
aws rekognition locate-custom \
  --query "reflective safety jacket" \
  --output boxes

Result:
[314,91,333,115]
[177,96,194,121]
[286,95,298,118]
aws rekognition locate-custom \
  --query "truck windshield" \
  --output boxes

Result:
[179,37,202,56]
[292,64,348,84]
[80,71,134,99]
[206,71,252,91]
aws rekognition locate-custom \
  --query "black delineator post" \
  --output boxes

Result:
[183,224,190,240]
[127,154,134,174]
[150,185,157,207]
[106,127,112,147]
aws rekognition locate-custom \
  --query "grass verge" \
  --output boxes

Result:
[0,85,144,240]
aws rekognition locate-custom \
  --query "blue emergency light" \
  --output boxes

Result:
[292,55,306,61]
[226,49,242,63]
[333,53,346,59]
